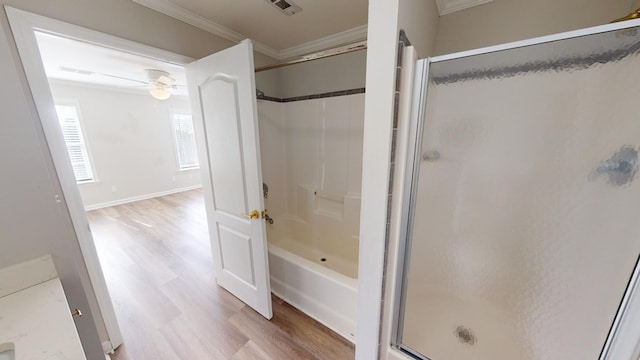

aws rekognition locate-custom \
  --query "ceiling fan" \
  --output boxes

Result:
[57,66,185,100]
[145,69,178,100]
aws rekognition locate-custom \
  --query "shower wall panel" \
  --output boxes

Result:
[400,28,640,359]
[257,100,288,219]
[258,94,364,263]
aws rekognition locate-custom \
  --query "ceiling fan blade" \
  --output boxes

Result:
[156,75,174,86]
[99,72,149,85]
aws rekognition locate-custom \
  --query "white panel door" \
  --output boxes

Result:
[186,40,272,319]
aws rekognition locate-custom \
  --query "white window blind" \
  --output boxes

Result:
[55,105,94,182]
[172,114,199,169]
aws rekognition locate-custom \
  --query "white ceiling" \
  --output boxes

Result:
[131,0,498,60]
[171,0,367,50]
[33,0,494,92]
[35,32,188,95]
[132,0,369,59]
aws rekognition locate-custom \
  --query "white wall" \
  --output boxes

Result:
[0,1,274,358]
[434,0,634,55]
[49,82,201,209]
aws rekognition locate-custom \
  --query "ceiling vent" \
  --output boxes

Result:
[265,0,302,16]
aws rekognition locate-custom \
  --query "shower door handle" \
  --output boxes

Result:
[241,210,260,219]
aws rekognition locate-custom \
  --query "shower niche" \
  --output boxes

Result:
[394,21,640,360]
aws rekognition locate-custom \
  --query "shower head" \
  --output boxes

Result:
[256,89,265,99]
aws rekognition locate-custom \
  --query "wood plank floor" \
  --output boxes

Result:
[87,189,355,360]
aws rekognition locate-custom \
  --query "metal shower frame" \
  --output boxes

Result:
[391,17,640,360]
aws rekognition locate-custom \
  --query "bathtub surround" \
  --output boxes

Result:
[258,91,364,339]
[259,93,364,268]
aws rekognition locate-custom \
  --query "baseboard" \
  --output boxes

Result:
[102,340,115,354]
[84,185,202,211]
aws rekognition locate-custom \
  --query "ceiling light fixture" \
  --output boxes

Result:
[146,69,174,100]
[149,86,171,100]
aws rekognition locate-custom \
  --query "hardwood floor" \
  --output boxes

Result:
[87,190,355,360]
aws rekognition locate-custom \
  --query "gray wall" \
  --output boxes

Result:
[255,68,282,98]
[434,0,635,55]
[398,0,440,58]
[256,49,367,99]
[0,1,273,358]
[254,0,440,100]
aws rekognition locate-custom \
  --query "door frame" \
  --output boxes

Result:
[385,17,640,360]
[6,6,194,353]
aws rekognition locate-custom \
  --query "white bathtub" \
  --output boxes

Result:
[268,240,358,342]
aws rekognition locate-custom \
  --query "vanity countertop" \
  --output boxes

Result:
[0,278,87,360]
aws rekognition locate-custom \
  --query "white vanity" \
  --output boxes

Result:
[0,256,87,360]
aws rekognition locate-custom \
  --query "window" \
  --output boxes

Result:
[55,104,95,182]
[172,114,199,169]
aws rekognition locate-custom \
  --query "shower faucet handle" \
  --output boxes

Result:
[262,209,274,224]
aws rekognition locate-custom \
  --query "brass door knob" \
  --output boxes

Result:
[71,309,82,317]
[241,210,260,219]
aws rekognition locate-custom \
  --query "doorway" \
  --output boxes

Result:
[7,7,358,359]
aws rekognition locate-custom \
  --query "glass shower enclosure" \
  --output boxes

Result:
[394,20,640,360]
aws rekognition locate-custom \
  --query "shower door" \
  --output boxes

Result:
[396,21,640,360]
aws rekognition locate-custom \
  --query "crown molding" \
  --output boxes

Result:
[131,0,280,58]
[435,0,494,15]
[277,25,368,60]
[131,0,367,60]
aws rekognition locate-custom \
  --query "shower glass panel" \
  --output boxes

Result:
[398,24,640,360]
